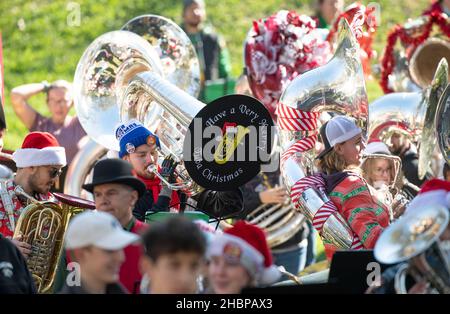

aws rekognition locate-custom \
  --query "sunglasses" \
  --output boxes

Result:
[49,168,63,179]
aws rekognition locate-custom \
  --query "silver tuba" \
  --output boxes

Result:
[368,58,448,180]
[436,81,450,167]
[65,15,201,197]
[374,202,450,294]
[277,19,368,250]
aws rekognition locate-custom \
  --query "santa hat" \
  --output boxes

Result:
[12,132,66,168]
[406,178,450,213]
[207,220,281,285]
[364,139,391,155]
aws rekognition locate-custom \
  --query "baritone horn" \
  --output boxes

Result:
[277,19,368,250]
[12,187,94,293]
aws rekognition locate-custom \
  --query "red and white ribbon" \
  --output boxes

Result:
[276,102,363,250]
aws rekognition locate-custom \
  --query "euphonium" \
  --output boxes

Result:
[12,187,90,293]
[368,58,448,180]
[277,19,368,250]
[66,15,201,197]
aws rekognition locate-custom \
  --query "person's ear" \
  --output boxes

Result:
[72,248,87,263]
[139,256,155,276]
[29,166,38,175]
[334,143,344,156]
[130,190,139,206]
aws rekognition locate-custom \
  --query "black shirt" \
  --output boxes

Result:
[0,234,37,294]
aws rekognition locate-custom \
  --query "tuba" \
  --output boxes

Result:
[277,19,368,250]
[436,82,450,167]
[246,170,306,248]
[12,187,94,293]
[369,58,448,180]
[381,14,450,93]
[66,15,202,197]
[374,202,450,294]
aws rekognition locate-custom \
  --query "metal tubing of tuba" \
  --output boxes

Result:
[368,58,448,179]
[277,19,368,250]
[66,15,202,197]
[13,188,73,293]
[435,81,450,167]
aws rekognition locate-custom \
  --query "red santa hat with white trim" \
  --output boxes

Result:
[406,178,450,213]
[12,132,66,168]
[207,220,281,285]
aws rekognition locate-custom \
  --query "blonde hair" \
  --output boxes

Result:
[360,157,395,186]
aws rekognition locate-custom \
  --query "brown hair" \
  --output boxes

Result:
[318,148,352,174]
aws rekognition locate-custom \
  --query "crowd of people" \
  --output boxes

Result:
[0,0,449,295]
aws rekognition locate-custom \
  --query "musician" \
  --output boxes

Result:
[81,158,148,294]
[59,211,139,294]
[0,132,66,253]
[316,116,391,258]
[115,120,181,221]
[207,220,281,294]
[139,216,207,294]
[389,131,431,196]
[360,140,407,219]
[241,170,311,276]
[181,0,231,101]
[10,80,87,165]
[368,179,450,294]
[115,120,244,221]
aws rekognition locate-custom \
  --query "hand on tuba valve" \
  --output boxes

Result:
[147,154,191,191]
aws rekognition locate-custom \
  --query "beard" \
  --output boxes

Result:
[28,174,52,195]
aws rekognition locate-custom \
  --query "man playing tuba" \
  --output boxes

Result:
[115,120,244,221]
[0,132,66,255]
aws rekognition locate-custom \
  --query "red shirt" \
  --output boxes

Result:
[120,218,149,294]
[0,179,52,238]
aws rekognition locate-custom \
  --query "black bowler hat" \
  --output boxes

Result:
[82,159,146,197]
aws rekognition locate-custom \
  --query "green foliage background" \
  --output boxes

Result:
[0,0,430,150]
[0,0,432,264]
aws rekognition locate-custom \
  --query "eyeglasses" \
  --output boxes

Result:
[49,168,63,178]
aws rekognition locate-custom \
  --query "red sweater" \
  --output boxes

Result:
[325,175,390,259]
[120,218,148,294]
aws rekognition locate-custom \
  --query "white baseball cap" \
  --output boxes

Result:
[363,139,391,155]
[317,115,362,159]
[65,211,140,250]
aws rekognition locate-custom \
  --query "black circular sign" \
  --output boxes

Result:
[183,94,275,191]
